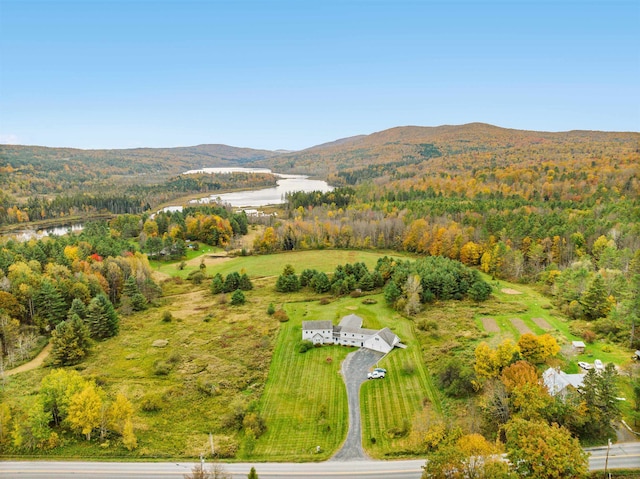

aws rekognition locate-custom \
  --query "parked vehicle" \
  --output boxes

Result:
[578,361,593,370]
[367,370,385,379]
[594,359,604,371]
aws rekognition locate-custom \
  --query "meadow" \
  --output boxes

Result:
[2,248,635,460]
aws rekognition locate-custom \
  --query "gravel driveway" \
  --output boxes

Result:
[331,348,385,461]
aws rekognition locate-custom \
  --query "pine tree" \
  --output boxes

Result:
[51,314,92,366]
[67,298,87,320]
[231,290,246,306]
[86,293,119,340]
[223,272,241,293]
[580,273,610,320]
[239,273,253,291]
[210,274,224,294]
[34,280,67,330]
[247,466,259,479]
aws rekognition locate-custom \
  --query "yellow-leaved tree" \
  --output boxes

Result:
[67,382,103,441]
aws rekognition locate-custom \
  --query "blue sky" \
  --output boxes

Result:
[1,0,638,150]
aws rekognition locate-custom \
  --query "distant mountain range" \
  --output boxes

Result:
[1,123,638,180]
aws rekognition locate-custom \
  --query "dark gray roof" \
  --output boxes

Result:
[302,320,333,331]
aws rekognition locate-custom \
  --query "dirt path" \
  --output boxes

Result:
[4,343,51,377]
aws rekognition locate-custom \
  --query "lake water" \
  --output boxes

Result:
[4,168,333,241]
[169,167,333,210]
[4,224,85,242]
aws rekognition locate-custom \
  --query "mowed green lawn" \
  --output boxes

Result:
[252,302,350,461]
[212,249,408,279]
[253,292,440,460]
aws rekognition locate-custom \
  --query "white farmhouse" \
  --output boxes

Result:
[542,367,585,398]
[302,314,401,354]
[301,320,334,345]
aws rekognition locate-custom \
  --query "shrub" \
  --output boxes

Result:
[362,298,377,305]
[153,360,172,376]
[242,412,266,438]
[196,376,218,396]
[273,309,289,322]
[267,303,276,315]
[178,261,186,270]
[417,319,439,332]
[298,340,314,353]
[386,420,410,439]
[188,271,206,285]
[231,289,246,306]
[582,329,597,343]
[214,435,239,458]
[140,392,164,412]
[319,298,331,305]
[161,311,173,323]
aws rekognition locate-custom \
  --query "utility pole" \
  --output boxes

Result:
[603,438,611,479]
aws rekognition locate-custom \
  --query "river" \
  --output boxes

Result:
[3,224,85,242]
[3,168,333,241]
[167,167,333,210]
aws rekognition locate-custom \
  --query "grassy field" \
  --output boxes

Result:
[474,276,631,367]
[2,250,637,460]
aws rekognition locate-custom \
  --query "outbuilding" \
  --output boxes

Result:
[572,341,586,354]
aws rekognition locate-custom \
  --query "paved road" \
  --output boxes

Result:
[2,443,639,479]
[331,348,385,461]
[0,459,425,479]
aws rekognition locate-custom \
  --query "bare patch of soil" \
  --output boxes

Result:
[531,317,552,330]
[501,288,522,295]
[481,317,500,333]
[511,318,532,335]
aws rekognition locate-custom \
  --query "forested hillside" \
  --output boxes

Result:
[0,143,279,200]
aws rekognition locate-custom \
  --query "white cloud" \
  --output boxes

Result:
[0,134,20,145]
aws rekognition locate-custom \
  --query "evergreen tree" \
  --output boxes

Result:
[231,290,246,306]
[468,280,492,302]
[239,273,253,291]
[67,298,87,320]
[210,275,224,295]
[86,293,119,340]
[580,274,610,320]
[33,280,67,330]
[358,272,375,291]
[300,269,317,287]
[122,276,139,299]
[122,276,147,311]
[579,363,621,438]
[311,272,331,294]
[384,281,402,306]
[247,467,259,479]
[275,265,301,293]
[223,272,241,293]
[266,303,276,315]
[50,314,92,366]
